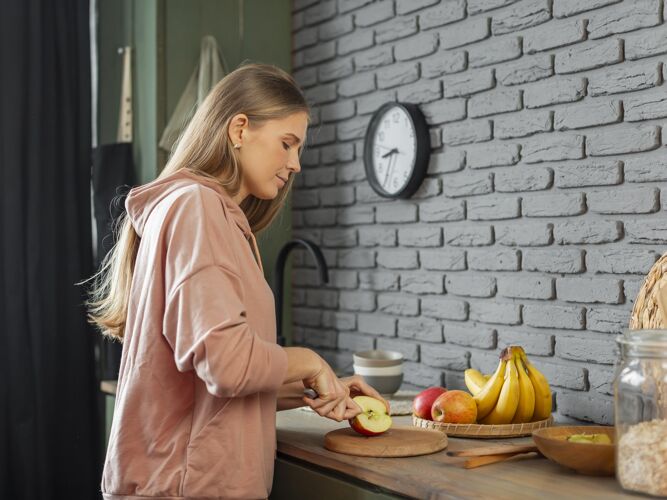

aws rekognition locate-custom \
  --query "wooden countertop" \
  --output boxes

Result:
[276,409,641,500]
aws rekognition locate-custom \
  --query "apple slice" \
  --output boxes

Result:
[349,396,392,437]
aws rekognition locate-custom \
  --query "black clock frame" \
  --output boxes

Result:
[363,101,431,199]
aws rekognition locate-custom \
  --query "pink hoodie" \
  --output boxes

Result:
[102,169,288,500]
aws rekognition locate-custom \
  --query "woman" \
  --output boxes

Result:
[87,63,388,500]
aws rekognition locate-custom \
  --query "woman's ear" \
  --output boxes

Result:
[227,113,249,146]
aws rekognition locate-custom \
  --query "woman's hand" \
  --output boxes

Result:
[340,375,391,414]
[302,357,361,422]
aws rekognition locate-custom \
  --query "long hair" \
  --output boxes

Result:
[85,63,310,341]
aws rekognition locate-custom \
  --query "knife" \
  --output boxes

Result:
[303,388,318,399]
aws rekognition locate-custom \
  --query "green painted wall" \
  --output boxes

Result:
[98,0,294,343]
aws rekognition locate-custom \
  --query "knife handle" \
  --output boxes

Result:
[303,388,318,399]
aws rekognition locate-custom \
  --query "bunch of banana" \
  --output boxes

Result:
[465,346,552,424]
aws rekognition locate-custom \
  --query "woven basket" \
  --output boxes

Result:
[412,415,553,439]
[629,253,667,329]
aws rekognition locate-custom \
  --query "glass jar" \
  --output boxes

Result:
[614,329,667,496]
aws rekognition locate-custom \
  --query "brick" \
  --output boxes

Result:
[321,310,356,330]
[294,27,318,51]
[468,0,520,15]
[625,219,667,244]
[304,208,336,227]
[496,54,553,86]
[444,323,496,349]
[442,120,493,145]
[427,148,466,175]
[337,331,375,352]
[305,83,338,105]
[524,76,586,108]
[319,58,354,83]
[469,301,521,325]
[445,224,494,246]
[443,68,495,97]
[523,304,585,329]
[422,99,467,125]
[375,15,418,43]
[377,294,419,316]
[523,248,584,273]
[336,205,374,225]
[359,270,400,291]
[357,89,397,115]
[469,88,522,118]
[293,307,322,327]
[440,17,490,49]
[553,0,621,18]
[377,249,419,269]
[421,344,470,370]
[554,160,622,188]
[625,24,667,60]
[555,39,622,74]
[293,67,318,88]
[319,15,354,40]
[495,167,553,193]
[305,289,339,309]
[337,30,374,56]
[403,361,445,387]
[354,46,394,71]
[587,307,634,334]
[541,361,587,390]
[308,124,336,146]
[587,0,661,39]
[491,0,551,35]
[523,192,585,217]
[398,227,443,247]
[395,33,439,61]
[359,226,397,247]
[337,249,376,269]
[321,143,354,164]
[494,110,552,139]
[556,335,616,364]
[421,296,469,320]
[420,249,467,271]
[554,100,621,130]
[446,275,496,297]
[303,1,337,25]
[496,222,552,246]
[338,0,373,14]
[625,156,667,182]
[401,272,445,294]
[588,248,658,275]
[357,313,397,336]
[421,51,467,78]
[376,337,420,361]
[355,1,394,27]
[398,317,443,342]
[554,220,622,244]
[625,89,667,122]
[293,190,320,209]
[397,79,443,104]
[587,125,660,156]
[468,197,521,220]
[497,330,554,356]
[338,72,375,97]
[557,391,613,425]
[303,40,337,65]
[337,116,370,141]
[294,326,338,348]
[419,198,465,222]
[355,185,386,203]
[557,277,624,304]
[625,279,644,306]
[302,167,337,187]
[442,171,493,197]
[466,143,521,168]
[377,62,420,89]
[524,18,586,53]
[588,61,661,97]
[498,275,554,299]
[377,203,418,223]
[588,186,659,215]
[322,228,358,247]
[522,134,584,163]
[419,0,466,29]
[328,270,359,290]
[468,36,521,68]
[396,0,439,15]
[587,365,615,396]
[320,186,355,207]
[468,249,521,271]
[340,290,377,312]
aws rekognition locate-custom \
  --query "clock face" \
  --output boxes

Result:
[372,105,417,196]
[363,102,430,199]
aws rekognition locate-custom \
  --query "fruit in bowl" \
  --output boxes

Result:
[412,386,447,420]
[349,396,392,436]
[431,390,477,424]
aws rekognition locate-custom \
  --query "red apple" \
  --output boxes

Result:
[349,396,392,436]
[412,386,447,420]
[431,390,477,424]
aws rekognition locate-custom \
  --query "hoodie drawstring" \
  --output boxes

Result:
[246,232,264,275]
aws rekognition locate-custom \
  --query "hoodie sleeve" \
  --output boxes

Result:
[160,185,288,398]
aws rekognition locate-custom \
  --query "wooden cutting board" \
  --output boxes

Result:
[324,425,448,457]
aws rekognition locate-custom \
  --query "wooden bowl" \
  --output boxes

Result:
[532,425,615,476]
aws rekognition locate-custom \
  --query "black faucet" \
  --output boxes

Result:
[272,239,329,346]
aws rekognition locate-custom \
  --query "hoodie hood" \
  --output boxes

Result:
[125,169,252,238]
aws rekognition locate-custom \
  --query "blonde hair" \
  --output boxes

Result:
[85,63,310,341]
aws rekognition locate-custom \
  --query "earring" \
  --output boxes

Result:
[233,143,241,149]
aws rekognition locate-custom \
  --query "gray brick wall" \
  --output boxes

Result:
[289,0,667,425]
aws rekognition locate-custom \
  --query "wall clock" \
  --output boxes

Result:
[363,102,431,199]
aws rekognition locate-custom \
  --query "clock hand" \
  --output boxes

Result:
[381,147,398,158]
[382,153,395,187]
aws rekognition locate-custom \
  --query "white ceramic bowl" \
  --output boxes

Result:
[353,364,403,376]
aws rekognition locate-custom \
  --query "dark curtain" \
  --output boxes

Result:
[1,0,101,499]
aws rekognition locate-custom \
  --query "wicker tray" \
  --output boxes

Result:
[412,415,554,438]
[630,253,667,329]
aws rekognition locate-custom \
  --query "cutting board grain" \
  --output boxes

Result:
[324,425,448,457]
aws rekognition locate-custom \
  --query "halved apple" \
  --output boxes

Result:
[349,396,392,436]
